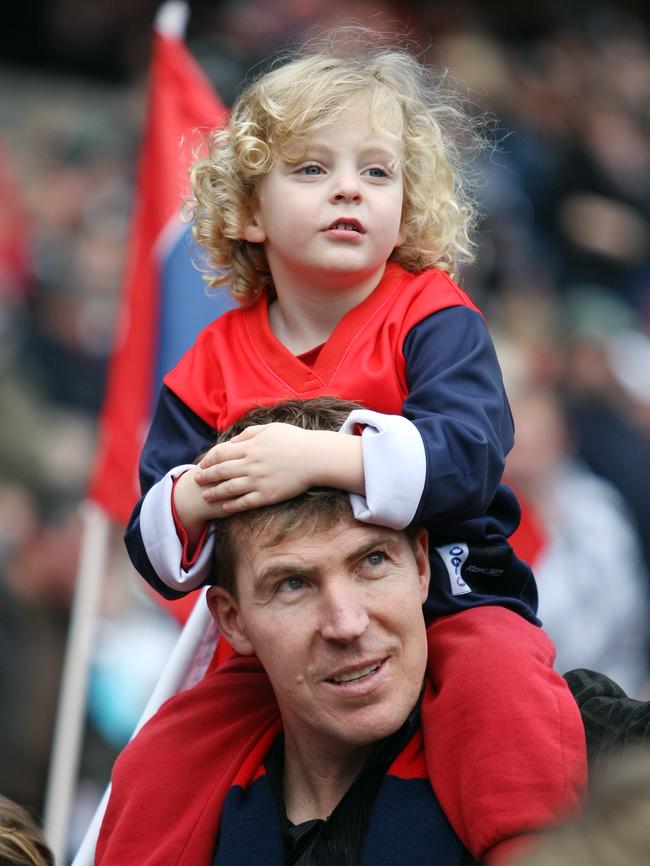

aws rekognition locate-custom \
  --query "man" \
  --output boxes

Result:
[207,484,450,864]
[96,398,482,866]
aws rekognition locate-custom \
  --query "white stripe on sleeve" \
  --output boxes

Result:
[139,465,216,591]
[340,410,426,529]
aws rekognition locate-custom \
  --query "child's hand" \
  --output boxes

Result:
[194,422,364,514]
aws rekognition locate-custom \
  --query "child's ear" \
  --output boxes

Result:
[207,586,255,656]
[242,195,267,244]
[393,227,405,248]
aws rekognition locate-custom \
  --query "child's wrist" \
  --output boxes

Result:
[310,431,365,494]
[172,469,211,535]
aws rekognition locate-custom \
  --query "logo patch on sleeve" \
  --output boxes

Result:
[435,542,472,596]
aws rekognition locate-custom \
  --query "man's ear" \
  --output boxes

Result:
[241,195,266,244]
[206,586,255,656]
[413,528,430,604]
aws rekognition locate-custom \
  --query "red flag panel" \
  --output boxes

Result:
[88,27,228,525]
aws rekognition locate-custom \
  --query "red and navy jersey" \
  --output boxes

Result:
[162,262,479,428]
[213,728,465,866]
[96,656,466,866]
[125,262,538,621]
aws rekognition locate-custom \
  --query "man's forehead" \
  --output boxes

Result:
[236,519,406,580]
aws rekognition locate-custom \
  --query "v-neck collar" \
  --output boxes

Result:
[243,263,407,391]
[264,695,423,865]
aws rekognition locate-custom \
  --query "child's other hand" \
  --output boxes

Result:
[195,423,364,514]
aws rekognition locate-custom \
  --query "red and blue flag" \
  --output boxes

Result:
[88,8,231,528]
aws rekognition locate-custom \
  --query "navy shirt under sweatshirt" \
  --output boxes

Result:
[213,700,478,866]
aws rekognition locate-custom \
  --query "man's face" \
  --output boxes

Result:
[209,519,430,756]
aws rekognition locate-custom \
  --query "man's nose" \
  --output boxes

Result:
[318,581,370,643]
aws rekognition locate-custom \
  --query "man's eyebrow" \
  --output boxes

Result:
[252,562,315,594]
[344,534,398,567]
[251,533,400,593]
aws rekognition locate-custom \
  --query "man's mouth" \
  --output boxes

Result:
[327,660,383,684]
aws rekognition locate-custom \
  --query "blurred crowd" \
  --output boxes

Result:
[1,0,650,859]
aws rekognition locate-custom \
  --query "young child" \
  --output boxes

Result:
[125,37,586,864]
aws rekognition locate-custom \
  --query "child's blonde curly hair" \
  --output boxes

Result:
[189,34,484,306]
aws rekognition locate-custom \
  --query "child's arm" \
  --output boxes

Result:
[124,386,219,599]
[342,305,514,531]
[190,423,364,514]
[126,390,365,595]
[403,305,513,523]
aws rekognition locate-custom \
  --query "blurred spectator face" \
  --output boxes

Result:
[507,388,569,494]
[4,509,81,607]
[0,483,38,563]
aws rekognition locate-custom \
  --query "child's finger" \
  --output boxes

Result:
[194,443,246,472]
[228,424,268,444]
[219,490,267,514]
[195,455,247,483]
[198,441,243,469]
[202,475,255,503]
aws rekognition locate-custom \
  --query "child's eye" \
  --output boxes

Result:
[364,167,389,178]
[297,164,324,176]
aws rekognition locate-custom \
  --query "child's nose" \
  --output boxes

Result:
[332,188,361,203]
[330,171,362,203]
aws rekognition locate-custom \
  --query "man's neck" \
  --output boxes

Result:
[282,735,373,825]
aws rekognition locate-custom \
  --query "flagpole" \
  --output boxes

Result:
[43,500,111,863]
[153,0,190,40]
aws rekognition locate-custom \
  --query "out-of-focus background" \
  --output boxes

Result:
[1,0,650,861]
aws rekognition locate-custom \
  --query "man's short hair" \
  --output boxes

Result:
[208,397,362,597]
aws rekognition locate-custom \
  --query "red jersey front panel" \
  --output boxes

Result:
[164,263,478,431]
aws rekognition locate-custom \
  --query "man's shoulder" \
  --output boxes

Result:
[115,658,279,774]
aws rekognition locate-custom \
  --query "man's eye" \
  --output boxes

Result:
[365,550,387,567]
[280,576,306,592]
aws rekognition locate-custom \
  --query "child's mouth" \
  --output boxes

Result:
[325,219,365,234]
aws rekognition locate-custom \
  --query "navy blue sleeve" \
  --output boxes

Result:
[124,385,217,599]
[403,306,514,526]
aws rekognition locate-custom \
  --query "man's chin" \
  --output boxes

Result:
[329,701,415,748]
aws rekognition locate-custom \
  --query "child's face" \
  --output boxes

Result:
[243,101,405,299]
